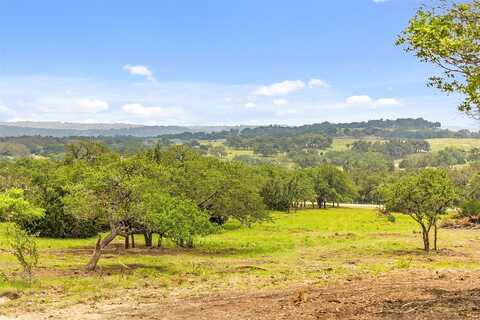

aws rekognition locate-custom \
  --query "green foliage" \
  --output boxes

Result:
[322,150,394,172]
[306,164,357,207]
[259,166,314,212]
[142,192,214,248]
[459,199,480,219]
[400,147,467,169]
[397,1,480,117]
[156,145,267,225]
[466,172,480,200]
[7,224,39,283]
[351,139,430,159]
[380,168,458,251]
[0,189,44,228]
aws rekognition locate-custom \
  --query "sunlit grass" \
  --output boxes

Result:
[1,208,480,312]
[427,138,480,152]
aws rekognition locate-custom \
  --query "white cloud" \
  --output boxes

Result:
[346,95,401,108]
[308,78,329,89]
[122,103,184,120]
[76,99,110,112]
[373,0,387,2]
[252,80,305,96]
[244,102,256,108]
[346,95,374,105]
[272,98,289,106]
[123,64,155,80]
[38,98,109,113]
[276,108,298,116]
[375,98,401,106]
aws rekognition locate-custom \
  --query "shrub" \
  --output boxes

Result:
[8,225,39,284]
[459,200,480,219]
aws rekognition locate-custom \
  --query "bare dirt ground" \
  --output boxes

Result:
[8,270,480,320]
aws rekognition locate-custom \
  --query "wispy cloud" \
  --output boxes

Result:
[38,97,109,113]
[308,78,329,89]
[346,95,401,107]
[252,80,305,96]
[0,75,474,128]
[123,64,155,81]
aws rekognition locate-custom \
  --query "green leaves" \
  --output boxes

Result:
[397,1,480,117]
[381,168,458,217]
[0,188,44,227]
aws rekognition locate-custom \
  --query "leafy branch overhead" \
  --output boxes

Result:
[397,1,480,117]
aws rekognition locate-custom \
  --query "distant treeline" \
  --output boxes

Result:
[0,136,152,157]
[0,118,478,158]
[162,118,479,141]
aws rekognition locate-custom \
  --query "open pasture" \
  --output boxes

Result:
[427,138,480,152]
[2,207,480,318]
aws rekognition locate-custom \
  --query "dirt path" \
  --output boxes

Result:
[7,270,480,320]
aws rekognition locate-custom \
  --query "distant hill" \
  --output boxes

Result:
[1,121,143,130]
[0,121,251,137]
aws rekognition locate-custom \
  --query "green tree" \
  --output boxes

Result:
[0,188,45,228]
[397,1,480,118]
[307,164,357,208]
[380,169,458,252]
[154,146,267,225]
[63,157,170,271]
[259,166,311,212]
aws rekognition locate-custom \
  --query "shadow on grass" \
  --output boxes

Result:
[381,247,467,257]
[47,242,278,259]
[95,263,171,275]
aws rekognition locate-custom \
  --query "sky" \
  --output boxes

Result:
[0,0,478,129]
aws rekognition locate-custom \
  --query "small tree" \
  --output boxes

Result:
[307,164,357,208]
[380,169,457,252]
[7,225,39,284]
[0,189,44,283]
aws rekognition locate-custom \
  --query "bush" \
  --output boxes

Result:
[8,225,39,284]
[22,212,103,238]
[459,200,480,219]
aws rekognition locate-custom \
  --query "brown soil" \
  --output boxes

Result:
[9,270,480,320]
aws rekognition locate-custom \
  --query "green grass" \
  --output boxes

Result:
[2,208,480,312]
[427,138,480,152]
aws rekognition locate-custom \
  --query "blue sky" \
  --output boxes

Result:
[0,0,477,128]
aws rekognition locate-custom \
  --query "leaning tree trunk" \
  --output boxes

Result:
[86,231,117,272]
[433,221,438,251]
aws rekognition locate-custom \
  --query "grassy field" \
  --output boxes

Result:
[1,207,480,314]
[427,138,480,152]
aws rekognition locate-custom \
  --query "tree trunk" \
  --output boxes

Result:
[124,234,130,249]
[433,222,438,251]
[131,234,135,248]
[144,232,153,247]
[421,226,430,252]
[86,231,117,272]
